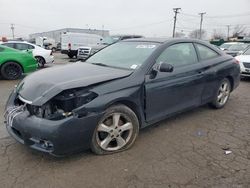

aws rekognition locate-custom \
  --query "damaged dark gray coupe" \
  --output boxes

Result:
[4,38,240,156]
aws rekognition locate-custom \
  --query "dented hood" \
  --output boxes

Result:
[17,62,132,105]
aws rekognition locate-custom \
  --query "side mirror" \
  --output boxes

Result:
[158,62,174,73]
[150,62,174,79]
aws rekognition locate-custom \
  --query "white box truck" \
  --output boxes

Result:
[61,32,103,58]
[35,37,57,52]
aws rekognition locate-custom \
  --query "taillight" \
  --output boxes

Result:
[68,43,71,50]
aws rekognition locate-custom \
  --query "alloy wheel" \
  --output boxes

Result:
[96,113,133,151]
[217,80,230,106]
[1,62,22,80]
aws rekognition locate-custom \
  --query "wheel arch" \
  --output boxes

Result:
[226,76,234,92]
[34,55,45,61]
[107,100,144,128]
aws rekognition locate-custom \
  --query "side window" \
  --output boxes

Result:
[15,43,29,50]
[156,43,198,67]
[122,36,132,40]
[196,44,219,60]
[3,43,15,48]
[28,44,35,49]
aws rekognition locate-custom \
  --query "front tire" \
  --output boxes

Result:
[210,78,231,109]
[91,105,139,155]
[0,62,23,80]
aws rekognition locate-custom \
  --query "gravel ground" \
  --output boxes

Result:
[0,53,250,188]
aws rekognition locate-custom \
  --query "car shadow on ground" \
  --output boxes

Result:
[0,75,24,81]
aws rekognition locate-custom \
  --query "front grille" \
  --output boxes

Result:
[243,62,250,68]
[78,47,91,58]
[4,105,25,127]
[242,71,250,75]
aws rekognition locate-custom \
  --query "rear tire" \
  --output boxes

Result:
[209,78,231,109]
[0,62,23,80]
[35,56,45,68]
[68,51,74,58]
[51,47,56,52]
[91,105,139,155]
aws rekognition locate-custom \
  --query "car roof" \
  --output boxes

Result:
[2,41,33,45]
[3,41,26,43]
[123,37,210,44]
[112,35,144,38]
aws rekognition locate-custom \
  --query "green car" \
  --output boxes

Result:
[0,44,37,80]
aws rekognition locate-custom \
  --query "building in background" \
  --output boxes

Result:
[29,28,109,43]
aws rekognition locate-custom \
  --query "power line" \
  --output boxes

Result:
[206,12,250,18]
[110,19,172,31]
[181,12,250,19]
[172,8,181,37]
[181,12,199,18]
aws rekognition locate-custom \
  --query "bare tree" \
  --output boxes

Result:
[212,29,225,39]
[232,25,246,37]
[175,32,185,38]
[189,29,206,39]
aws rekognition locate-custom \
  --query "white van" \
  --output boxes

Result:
[61,32,103,58]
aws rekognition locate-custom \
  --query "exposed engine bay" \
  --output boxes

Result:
[16,88,98,120]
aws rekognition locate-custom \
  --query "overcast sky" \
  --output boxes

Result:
[0,0,250,39]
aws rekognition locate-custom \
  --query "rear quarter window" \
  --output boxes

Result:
[3,43,15,48]
[196,43,220,60]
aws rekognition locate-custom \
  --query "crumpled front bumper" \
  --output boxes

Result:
[4,90,103,156]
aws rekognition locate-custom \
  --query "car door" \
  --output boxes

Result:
[145,42,205,123]
[194,43,222,103]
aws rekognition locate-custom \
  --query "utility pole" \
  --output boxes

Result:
[102,25,104,37]
[172,8,181,38]
[10,24,15,39]
[198,12,206,39]
[226,25,230,41]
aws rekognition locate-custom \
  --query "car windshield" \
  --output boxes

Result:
[220,43,233,49]
[86,42,159,70]
[243,48,250,55]
[101,36,120,45]
[228,44,248,51]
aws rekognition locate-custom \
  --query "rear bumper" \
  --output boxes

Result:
[61,50,77,56]
[45,55,54,64]
[61,50,68,55]
[23,59,38,73]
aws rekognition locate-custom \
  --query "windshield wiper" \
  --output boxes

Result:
[91,63,109,67]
